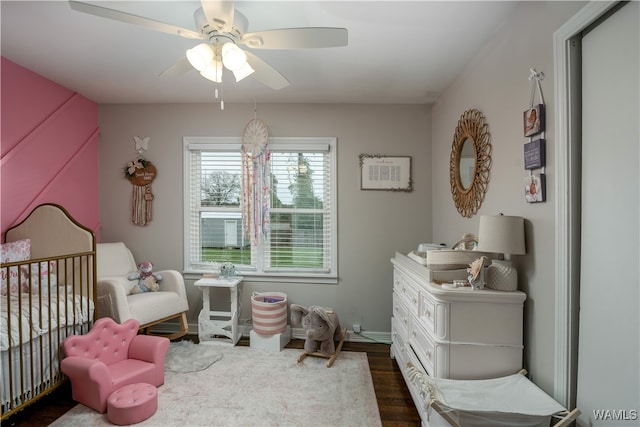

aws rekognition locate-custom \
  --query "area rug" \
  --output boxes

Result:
[165,341,223,373]
[50,346,382,426]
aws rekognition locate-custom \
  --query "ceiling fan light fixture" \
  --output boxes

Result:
[221,42,247,71]
[233,62,255,82]
[200,60,223,83]
[186,43,214,72]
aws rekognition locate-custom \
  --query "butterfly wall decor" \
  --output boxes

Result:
[134,136,150,154]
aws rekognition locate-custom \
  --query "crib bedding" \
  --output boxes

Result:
[0,321,89,413]
[1,292,94,352]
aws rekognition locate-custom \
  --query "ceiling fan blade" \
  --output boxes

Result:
[159,57,193,78]
[241,28,348,49]
[200,0,235,32]
[68,1,202,40]
[244,51,290,90]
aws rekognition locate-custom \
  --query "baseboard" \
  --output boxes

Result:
[150,322,391,345]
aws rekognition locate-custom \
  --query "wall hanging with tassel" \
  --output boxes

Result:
[125,136,156,226]
[241,116,270,245]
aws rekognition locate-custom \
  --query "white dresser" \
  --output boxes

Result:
[390,252,526,423]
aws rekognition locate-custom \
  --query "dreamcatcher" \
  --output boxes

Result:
[125,136,156,226]
[241,118,270,245]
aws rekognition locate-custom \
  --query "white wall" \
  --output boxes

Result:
[431,1,585,394]
[98,103,431,334]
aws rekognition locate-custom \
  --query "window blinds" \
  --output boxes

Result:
[184,137,336,279]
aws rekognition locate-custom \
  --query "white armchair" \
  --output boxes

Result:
[96,242,188,340]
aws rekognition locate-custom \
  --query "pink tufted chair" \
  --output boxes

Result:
[61,317,170,413]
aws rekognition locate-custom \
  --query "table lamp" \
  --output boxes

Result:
[477,214,526,291]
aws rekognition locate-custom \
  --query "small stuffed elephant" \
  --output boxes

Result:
[127,261,162,294]
[290,304,344,356]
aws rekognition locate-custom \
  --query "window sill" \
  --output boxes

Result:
[183,270,338,285]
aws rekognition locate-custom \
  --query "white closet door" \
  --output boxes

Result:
[577,2,639,425]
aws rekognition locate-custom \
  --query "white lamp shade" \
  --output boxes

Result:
[186,43,214,72]
[221,43,247,71]
[200,61,223,83]
[477,215,526,255]
[232,62,255,82]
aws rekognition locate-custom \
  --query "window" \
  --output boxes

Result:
[184,137,337,283]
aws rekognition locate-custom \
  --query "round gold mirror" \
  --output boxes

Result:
[449,109,492,218]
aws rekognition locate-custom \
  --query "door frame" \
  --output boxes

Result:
[552,0,619,409]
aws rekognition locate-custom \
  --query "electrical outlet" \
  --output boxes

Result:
[353,324,361,334]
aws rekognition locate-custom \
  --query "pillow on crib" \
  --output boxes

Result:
[1,239,31,296]
[1,239,31,262]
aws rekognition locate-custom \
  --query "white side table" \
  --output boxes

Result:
[194,276,243,345]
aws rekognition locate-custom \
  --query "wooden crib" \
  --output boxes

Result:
[1,204,96,420]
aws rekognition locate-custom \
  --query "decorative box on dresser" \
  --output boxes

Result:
[390,252,527,425]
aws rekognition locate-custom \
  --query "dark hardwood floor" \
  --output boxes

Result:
[3,336,420,427]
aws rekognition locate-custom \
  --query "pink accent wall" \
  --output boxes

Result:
[1,57,100,238]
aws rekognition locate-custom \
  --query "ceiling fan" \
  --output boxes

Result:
[68,1,348,91]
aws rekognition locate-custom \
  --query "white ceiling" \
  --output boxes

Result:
[1,1,518,105]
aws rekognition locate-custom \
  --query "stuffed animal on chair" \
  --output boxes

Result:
[128,261,162,294]
[290,304,344,356]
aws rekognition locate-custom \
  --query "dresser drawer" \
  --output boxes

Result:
[392,291,411,338]
[391,317,408,367]
[408,322,435,376]
[394,269,420,315]
[404,344,432,423]
[419,291,449,340]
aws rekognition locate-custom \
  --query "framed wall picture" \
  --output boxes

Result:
[523,104,545,137]
[524,173,546,203]
[524,139,546,169]
[359,154,412,191]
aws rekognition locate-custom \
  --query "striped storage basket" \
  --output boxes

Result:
[251,292,288,335]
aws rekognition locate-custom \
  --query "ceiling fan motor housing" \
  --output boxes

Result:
[194,7,247,42]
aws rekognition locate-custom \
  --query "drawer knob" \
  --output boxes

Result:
[425,309,431,317]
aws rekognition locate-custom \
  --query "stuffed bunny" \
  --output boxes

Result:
[290,304,344,356]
